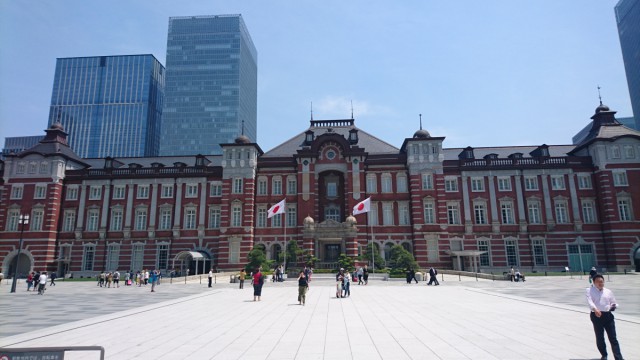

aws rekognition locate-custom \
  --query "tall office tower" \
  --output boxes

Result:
[615,0,640,130]
[159,15,258,156]
[2,135,43,159]
[48,55,165,158]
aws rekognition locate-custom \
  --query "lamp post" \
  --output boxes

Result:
[10,214,30,293]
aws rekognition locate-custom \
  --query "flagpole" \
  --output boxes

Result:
[283,212,287,280]
[371,219,374,277]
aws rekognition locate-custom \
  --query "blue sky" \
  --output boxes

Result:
[0,1,632,153]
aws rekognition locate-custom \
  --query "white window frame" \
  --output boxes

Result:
[161,184,174,198]
[209,206,221,229]
[500,201,515,224]
[398,202,410,225]
[113,186,126,200]
[233,178,243,194]
[184,207,197,229]
[577,174,592,190]
[137,185,150,199]
[471,178,484,192]
[89,186,102,200]
[158,208,172,230]
[445,177,458,192]
[497,177,512,191]
[66,186,79,201]
[34,184,47,199]
[613,171,628,186]
[366,174,377,193]
[11,185,24,200]
[555,201,569,224]
[474,202,487,224]
[447,203,460,225]
[287,177,297,195]
[86,209,99,231]
[257,207,267,228]
[424,201,436,224]
[209,182,222,197]
[6,209,20,231]
[231,204,242,227]
[524,176,538,191]
[618,198,632,221]
[527,201,542,224]
[185,184,198,198]
[396,174,408,193]
[382,202,394,225]
[421,173,433,190]
[551,175,565,190]
[30,209,44,231]
[257,178,267,195]
[381,174,393,193]
[581,200,597,224]
[110,208,123,231]
[62,209,76,232]
[134,208,148,231]
[272,177,283,196]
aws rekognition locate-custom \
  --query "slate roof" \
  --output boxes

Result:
[442,145,576,161]
[263,120,399,157]
[82,155,223,169]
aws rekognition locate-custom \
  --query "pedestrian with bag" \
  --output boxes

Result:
[586,274,624,360]
[297,270,309,305]
[253,268,264,301]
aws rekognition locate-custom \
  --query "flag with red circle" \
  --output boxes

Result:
[352,197,371,215]
[267,199,286,218]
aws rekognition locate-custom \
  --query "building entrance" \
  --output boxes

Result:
[7,253,31,278]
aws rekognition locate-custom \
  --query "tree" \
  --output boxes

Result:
[388,245,418,272]
[277,240,302,270]
[337,253,354,271]
[245,246,272,273]
[363,242,384,269]
[301,249,318,268]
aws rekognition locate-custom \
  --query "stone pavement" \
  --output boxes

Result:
[0,274,639,359]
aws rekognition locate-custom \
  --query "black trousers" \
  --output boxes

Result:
[428,275,439,285]
[590,312,623,360]
[208,277,212,287]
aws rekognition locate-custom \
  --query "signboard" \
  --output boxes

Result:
[0,350,64,360]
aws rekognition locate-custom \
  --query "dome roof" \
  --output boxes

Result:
[345,214,357,224]
[413,129,431,139]
[595,103,610,113]
[303,215,314,225]
[234,134,251,144]
[50,122,64,131]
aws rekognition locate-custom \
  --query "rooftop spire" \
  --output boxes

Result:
[597,85,603,105]
[419,113,423,130]
[241,119,245,136]
[310,101,314,121]
[351,100,354,119]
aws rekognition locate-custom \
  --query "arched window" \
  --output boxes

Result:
[324,205,341,222]
[402,242,412,253]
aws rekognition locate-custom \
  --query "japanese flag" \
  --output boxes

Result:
[352,197,371,215]
[267,199,286,218]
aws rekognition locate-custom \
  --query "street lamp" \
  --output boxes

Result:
[10,214,30,293]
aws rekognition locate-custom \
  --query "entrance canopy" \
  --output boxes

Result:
[448,250,486,273]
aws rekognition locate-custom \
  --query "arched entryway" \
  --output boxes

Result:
[4,252,32,278]
[172,251,212,276]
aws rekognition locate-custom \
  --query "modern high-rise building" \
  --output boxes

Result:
[159,14,258,156]
[615,0,640,130]
[48,55,165,158]
[2,135,43,159]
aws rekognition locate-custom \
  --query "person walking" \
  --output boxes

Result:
[297,270,309,305]
[26,272,34,291]
[362,265,369,285]
[208,269,214,288]
[113,271,120,288]
[408,268,418,284]
[343,270,351,297]
[428,267,440,286]
[357,267,363,285]
[589,267,598,286]
[586,274,624,360]
[336,268,345,298]
[253,268,264,301]
[150,270,158,292]
[509,266,515,282]
[239,269,246,289]
[37,271,47,295]
[49,272,57,286]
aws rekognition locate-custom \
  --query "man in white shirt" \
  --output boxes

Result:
[208,269,213,288]
[586,274,624,360]
[38,271,48,295]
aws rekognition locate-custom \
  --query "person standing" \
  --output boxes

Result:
[589,267,598,286]
[357,267,363,285]
[509,266,515,282]
[586,274,624,360]
[38,271,47,295]
[150,270,158,292]
[26,272,34,291]
[362,265,369,285]
[253,268,264,301]
[297,270,309,305]
[428,267,440,286]
[113,271,120,288]
[343,271,351,297]
[208,269,214,288]
[336,268,345,298]
[239,269,246,289]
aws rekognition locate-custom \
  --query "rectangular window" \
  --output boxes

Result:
[327,182,337,197]
[528,202,541,224]
[272,178,282,195]
[185,184,198,198]
[501,202,514,224]
[555,202,569,223]
[382,202,394,225]
[159,209,172,230]
[497,177,511,191]
[524,176,539,191]
[399,203,410,225]
[551,176,565,190]
[137,185,150,199]
[229,241,240,264]
[368,203,379,225]
[63,210,76,232]
[287,178,297,195]
[131,244,144,271]
[34,185,47,199]
[157,244,169,270]
[29,162,37,174]
[471,178,484,192]
[287,205,297,227]
[532,239,546,266]
[611,145,621,159]
[474,203,487,224]
[397,175,408,193]
[89,186,102,200]
[257,208,267,228]
[16,162,26,174]
[135,209,147,230]
[624,145,635,159]
[577,174,592,189]
[209,206,221,228]
[257,179,267,195]
[233,178,243,194]
[39,162,48,174]
[83,246,95,271]
[161,184,174,198]
[30,209,44,231]
[271,212,282,227]
[505,239,518,266]
[445,178,458,192]
[424,202,435,224]
[113,186,126,200]
[86,210,99,231]
[367,175,377,193]
[381,176,392,193]
[184,208,197,229]
[110,209,123,231]
[421,173,433,190]
[66,187,79,201]
[11,185,23,200]
[232,205,242,227]
[618,199,632,221]
[613,171,628,186]
[581,201,596,223]
[6,210,20,231]
[106,244,119,271]
[447,204,460,225]
[209,182,222,197]
[478,240,490,266]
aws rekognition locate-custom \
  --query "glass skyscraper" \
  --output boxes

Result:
[159,15,258,156]
[615,0,640,130]
[48,55,165,158]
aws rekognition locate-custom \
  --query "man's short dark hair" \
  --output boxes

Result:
[593,274,604,281]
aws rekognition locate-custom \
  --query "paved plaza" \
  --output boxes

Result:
[0,273,639,359]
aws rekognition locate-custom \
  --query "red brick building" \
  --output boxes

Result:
[2,104,639,277]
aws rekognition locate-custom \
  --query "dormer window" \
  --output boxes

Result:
[105,157,114,169]
[348,129,359,144]
[128,163,142,169]
[459,146,475,160]
[483,154,498,160]
[508,153,523,159]
[305,130,314,145]
[151,162,164,168]
[174,162,187,168]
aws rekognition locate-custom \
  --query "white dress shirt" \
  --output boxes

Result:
[586,286,618,312]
